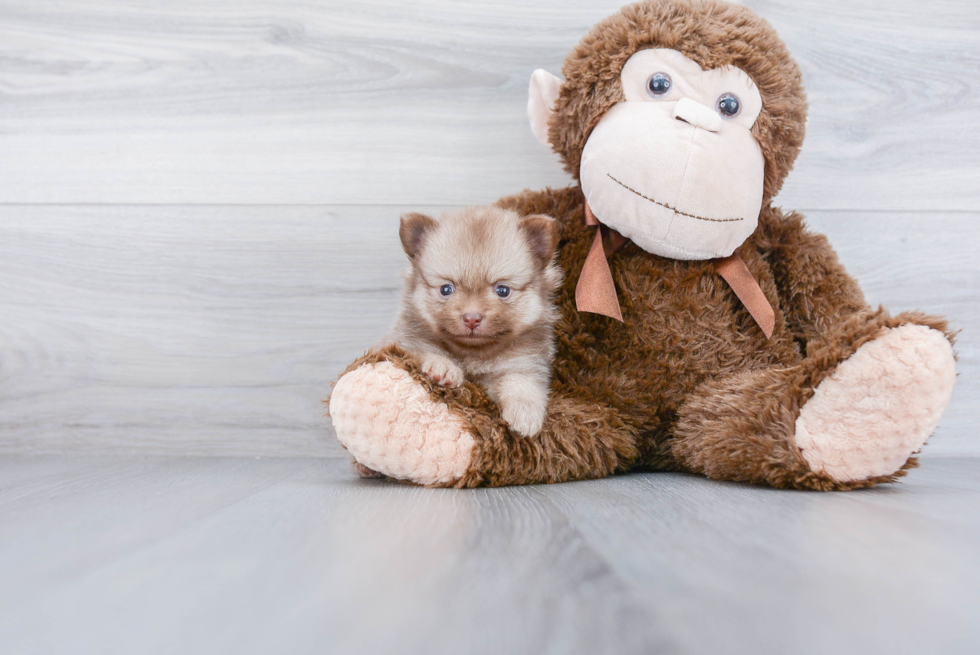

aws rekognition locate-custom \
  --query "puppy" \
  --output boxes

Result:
[387,205,562,437]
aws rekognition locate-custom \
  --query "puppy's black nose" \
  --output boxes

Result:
[462,313,484,330]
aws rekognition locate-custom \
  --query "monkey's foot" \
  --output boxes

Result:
[795,325,956,482]
[329,361,476,486]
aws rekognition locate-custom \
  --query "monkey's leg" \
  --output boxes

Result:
[328,345,638,487]
[671,311,956,490]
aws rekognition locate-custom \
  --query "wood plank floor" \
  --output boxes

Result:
[0,455,977,655]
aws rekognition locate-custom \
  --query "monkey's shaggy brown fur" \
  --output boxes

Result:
[551,0,807,202]
[330,0,954,490]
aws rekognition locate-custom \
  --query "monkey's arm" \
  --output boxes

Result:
[757,206,870,347]
[328,344,639,487]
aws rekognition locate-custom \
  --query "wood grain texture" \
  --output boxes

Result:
[0,455,977,654]
[0,0,978,208]
[0,205,413,457]
[2,4,976,651]
[0,205,976,456]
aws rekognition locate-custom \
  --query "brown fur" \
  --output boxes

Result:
[334,344,639,488]
[550,0,807,203]
[387,206,563,437]
[331,0,953,490]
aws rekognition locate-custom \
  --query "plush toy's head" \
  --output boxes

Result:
[528,0,807,260]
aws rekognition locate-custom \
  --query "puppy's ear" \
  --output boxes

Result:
[399,212,438,260]
[519,214,560,268]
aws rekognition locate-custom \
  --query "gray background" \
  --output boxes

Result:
[1,0,977,457]
[0,2,978,654]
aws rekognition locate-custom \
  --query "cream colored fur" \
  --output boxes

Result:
[387,206,561,437]
[795,325,956,482]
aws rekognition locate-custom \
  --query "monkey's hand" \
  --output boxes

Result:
[329,345,634,487]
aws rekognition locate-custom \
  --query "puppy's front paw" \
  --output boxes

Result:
[501,400,546,437]
[420,354,464,388]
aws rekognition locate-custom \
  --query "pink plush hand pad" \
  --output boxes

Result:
[329,361,476,486]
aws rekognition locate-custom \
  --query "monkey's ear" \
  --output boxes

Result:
[399,212,438,260]
[528,69,562,147]
[519,214,560,268]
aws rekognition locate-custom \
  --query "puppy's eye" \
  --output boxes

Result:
[494,285,511,299]
[717,93,741,118]
[647,72,671,96]
[439,283,454,297]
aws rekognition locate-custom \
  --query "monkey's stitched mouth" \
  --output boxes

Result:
[606,174,744,223]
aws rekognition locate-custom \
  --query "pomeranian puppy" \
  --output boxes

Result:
[387,205,562,437]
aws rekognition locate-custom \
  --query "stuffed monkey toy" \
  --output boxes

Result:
[328,0,956,490]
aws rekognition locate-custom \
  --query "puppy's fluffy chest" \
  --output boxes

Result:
[453,335,552,386]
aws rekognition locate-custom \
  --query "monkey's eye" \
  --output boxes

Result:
[717,93,741,118]
[646,72,672,96]
[439,283,455,297]
[494,285,511,299]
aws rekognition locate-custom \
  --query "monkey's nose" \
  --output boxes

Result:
[673,97,721,133]
[462,313,484,330]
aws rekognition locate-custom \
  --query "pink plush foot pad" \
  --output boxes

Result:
[329,361,476,486]
[795,325,956,482]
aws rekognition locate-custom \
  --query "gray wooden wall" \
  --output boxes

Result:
[1,0,977,457]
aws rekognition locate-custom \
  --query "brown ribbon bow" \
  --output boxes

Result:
[574,198,775,339]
